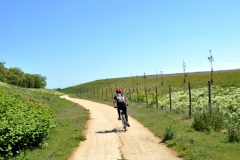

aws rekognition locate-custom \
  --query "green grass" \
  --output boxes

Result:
[62,69,240,160]
[17,101,89,160]
[1,69,240,160]
[61,69,240,100]
[80,99,240,160]
[0,82,89,160]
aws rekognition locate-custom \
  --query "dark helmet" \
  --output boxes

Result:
[116,88,122,93]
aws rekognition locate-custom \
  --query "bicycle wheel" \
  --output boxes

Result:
[121,114,127,132]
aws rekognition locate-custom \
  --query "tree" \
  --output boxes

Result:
[183,61,186,84]
[156,69,158,82]
[7,67,25,87]
[32,74,47,88]
[136,74,139,87]
[0,62,7,82]
[131,74,135,91]
[0,62,47,88]
[24,73,35,88]
[160,68,163,86]
[143,72,147,88]
[208,50,214,84]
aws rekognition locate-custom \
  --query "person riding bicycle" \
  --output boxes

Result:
[113,88,130,127]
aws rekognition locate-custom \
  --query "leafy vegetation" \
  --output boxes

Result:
[0,62,46,88]
[62,69,240,160]
[162,125,175,142]
[0,88,55,158]
[1,67,240,159]
[0,82,89,160]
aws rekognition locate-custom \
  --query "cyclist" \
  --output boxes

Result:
[113,88,130,127]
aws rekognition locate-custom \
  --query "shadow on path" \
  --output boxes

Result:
[95,128,126,134]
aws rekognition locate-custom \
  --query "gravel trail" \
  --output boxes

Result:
[60,95,183,160]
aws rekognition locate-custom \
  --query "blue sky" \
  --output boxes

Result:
[1,0,239,89]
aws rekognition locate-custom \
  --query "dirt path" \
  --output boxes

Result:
[60,95,183,160]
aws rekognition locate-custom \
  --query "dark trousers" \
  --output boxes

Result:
[117,106,128,122]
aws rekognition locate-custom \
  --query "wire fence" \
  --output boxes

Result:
[76,80,218,119]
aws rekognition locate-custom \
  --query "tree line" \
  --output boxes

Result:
[0,62,46,88]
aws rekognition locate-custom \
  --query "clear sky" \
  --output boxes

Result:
[1,0,239,89]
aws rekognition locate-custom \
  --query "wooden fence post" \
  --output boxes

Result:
[208,81,212,116]
[102,88,103,100]
[145,87,148,106]
[136,87,139,103]
[106,88,107,100]
[96,88,98,100]
[111,88,113,99]
[156,87,158,108]
[188,82,192,119]
[169,85,172,112]
[129,88,132,102]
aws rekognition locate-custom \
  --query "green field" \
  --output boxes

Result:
[1,69,240,160]
[0,82,89,160]
[61,69,240,160]
[61,69,240,98]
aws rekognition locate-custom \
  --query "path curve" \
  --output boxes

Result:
[60,95,183,160]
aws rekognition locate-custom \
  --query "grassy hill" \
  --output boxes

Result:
[1,69,240,160]
[60,69,240,160]
[61,69,240,98]
[0,82,89,160]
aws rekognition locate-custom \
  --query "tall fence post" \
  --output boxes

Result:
[111,88,113,99]
[102,88,103,100]
[136,87,139,103]
[145,87,148,106]
[188,82,192,119]
[129,88,132,102]
[156,87,158,108]
[96,88,98,100]
[208,81,212,116]
[106,88,107,100]
[169,85,172,112]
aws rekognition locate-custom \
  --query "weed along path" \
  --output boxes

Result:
[60,95,182,160]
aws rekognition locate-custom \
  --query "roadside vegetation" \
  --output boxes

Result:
[1,68,240,160]
[62,69,240,160]
[0,62,46,88]
[0,82,89,160]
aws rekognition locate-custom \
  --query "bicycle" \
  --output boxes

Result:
[121,109,128,132]
[114,106,128,132]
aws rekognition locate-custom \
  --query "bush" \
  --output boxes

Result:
[163,125,175,142]
[0,88,56,157]
[192,108,224,133]
[227,123,240,143]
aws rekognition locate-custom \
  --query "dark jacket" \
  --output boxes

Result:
[114,93,127,108]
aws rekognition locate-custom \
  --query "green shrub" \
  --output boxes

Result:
[192,108,225,133]
[163,125,175,142]
[227,123,240,143]
[0,88,56,157]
